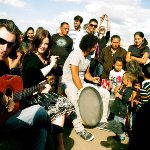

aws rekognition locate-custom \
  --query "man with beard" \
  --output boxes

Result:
[68,15,83,47]
[62,34,110,135]
[99,35,127,80]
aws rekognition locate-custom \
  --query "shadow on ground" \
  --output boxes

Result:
[63,122,75,150]
[100,136,129,150]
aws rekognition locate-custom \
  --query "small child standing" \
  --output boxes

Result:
[109,57,125,95]
[108,71,137,141]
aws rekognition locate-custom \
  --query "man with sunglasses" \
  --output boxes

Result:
[74,18,99,51]
[0,19,51,150]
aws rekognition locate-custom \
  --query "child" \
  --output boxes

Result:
[108,71,137,141]
[125,60,143,130]
[129,64,150,149]
[137,63,150,109]
[109,57,125,95]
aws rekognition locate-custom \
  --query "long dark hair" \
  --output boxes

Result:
[134,31,148,53]
[27,29,52,61]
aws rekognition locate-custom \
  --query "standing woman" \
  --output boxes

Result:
[22,29,75,150]
[23,27,34,49]
[126,31,150,66]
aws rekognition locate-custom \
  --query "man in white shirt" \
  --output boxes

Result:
[69,15,83,47]
[62,34,110,134]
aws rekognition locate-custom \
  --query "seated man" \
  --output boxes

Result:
[0,19,51,150]
[62,34,110,131]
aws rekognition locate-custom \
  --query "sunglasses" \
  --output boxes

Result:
[0,37,16,48]
[89,24,98,28]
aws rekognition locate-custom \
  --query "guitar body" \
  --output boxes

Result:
[0,75,23,125]
[0,74,23,94]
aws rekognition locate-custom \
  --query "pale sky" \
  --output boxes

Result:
[0,0,150,48]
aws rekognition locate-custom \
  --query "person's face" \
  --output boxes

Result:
[111,38,120,50]
[19,33,24,43]
[87,21,98,34]
[99,26,106,35]
[27,29,34,40]
[122,74,128,86]
[38,37,49,55]
[74,20,81,30]
[114,61,123,72]
[0,27,16,61]
[134,35,144,48]
[87,43,97,55]
[60,24,69,36]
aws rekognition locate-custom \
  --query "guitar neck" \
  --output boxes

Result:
[13,81,47,100]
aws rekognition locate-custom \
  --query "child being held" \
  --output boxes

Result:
[108,71,137,141]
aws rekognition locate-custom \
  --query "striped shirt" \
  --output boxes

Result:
[137,79,150,109]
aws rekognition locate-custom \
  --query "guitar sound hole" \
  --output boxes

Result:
[5,88,13,97]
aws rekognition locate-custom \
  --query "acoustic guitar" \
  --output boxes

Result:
[0,74,47,126]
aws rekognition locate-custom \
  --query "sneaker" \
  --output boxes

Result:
[78,130,94,141]
[96,122,110,132]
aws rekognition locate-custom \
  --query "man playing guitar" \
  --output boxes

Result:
[0,19,51,150]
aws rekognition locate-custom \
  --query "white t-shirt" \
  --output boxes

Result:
[68,28,83,46]
[109,69,125,92]
[62,49,91,84]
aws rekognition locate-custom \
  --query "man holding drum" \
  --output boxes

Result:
[62,34,110,138]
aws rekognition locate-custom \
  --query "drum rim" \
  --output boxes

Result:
[78,86,103,127]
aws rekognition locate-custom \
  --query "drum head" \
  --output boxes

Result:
[78,86,103,127]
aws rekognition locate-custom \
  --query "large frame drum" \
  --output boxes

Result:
[78,86,103,127]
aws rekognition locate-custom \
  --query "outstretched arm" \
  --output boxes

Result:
[105,14,110,32]
[40,55,59,77]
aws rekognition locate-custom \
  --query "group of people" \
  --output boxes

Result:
[0,13,150,150]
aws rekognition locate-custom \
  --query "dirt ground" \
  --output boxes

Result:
[63,123,129,150]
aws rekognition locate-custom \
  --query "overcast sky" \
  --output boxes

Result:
[0,0,150,48]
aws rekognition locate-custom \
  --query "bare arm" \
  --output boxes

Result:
[85,67,100,84]
[105,14,110,32]
[71,65,83,90]
[126,51,149,64]
[40,56,59,77]
[126,52,132,63]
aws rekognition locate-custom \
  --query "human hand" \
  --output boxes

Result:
[7,99,15,112]
[41,84,52,93]
[1,94,15,112]
[16,51,22,59]
[50,55,59,67]
[105,14,109,21]
[92,77,101,85]
[100,14,105,22]
[115,92,122,99]
[114,85,121,94]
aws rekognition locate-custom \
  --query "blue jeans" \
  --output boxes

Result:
[0,105,51,150]
[114,116,125,138]
[93,63,103,77]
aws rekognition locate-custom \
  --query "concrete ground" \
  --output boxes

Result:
[63,124,129,150]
